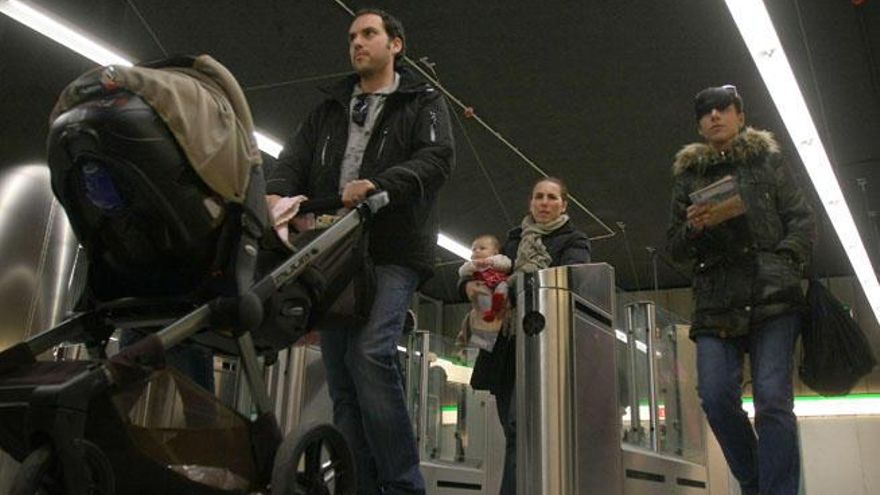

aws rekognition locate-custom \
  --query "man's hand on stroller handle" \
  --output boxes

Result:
[266,181,381,223]
[341,179,377,209]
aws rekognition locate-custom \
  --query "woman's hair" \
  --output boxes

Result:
[531,176,569,201]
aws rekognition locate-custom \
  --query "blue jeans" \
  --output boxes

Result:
[320,265,425,495]
[696,313,801,495]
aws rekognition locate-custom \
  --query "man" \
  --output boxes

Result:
[266,9,454,495]
[666,85,814,495]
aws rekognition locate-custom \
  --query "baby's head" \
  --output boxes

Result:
[471,234,501,261]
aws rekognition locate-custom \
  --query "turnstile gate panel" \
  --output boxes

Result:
[516,263,621,494]
[516,264,707,495]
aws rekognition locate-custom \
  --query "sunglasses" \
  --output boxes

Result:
[351,95,369,126]
[720,84,739,97]
[694,84,741,119]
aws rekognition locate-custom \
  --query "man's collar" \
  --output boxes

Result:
[354,72,400,97]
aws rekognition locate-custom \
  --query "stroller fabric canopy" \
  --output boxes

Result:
[50,54,262,203]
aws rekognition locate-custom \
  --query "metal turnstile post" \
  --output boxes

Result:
[516,263,620,495]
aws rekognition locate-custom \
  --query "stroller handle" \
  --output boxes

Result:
[298,190,389,215]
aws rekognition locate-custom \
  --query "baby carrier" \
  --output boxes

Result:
[0,54,382,494]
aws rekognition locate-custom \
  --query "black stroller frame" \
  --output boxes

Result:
[0,54,387,494]
[0,192,387,494]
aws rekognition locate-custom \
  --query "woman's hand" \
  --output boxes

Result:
[686,203,711,232]
[472,258,491,270]
[687,196,745,232]
[464,280,486,300]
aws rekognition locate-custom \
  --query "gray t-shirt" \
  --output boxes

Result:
[338,73,401,193]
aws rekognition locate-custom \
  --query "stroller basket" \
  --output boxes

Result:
[0,198,383,494]
[0,198,384,494]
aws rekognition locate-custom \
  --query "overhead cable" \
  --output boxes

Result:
[330,0,616,240]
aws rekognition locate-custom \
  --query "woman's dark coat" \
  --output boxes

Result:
[466,220,591,394]
[666,127,815,339]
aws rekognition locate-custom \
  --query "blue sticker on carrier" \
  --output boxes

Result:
[82,161,125,211]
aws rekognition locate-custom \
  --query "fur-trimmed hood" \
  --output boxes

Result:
[673,127,780,176]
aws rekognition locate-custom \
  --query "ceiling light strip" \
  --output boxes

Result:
[743,394,880,418]
[0,0,132,67]
[622,395,880,421]
[253,131,283,159]
[0,0,472,260]
[725,0,880,325]
[437,233,472,260]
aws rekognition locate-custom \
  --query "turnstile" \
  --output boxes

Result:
[208,263,707,495]
[516,263,621,494]
[516,264,707,495]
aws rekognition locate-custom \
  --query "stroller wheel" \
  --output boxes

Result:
[11,440,115,495]
[271,422,356,495]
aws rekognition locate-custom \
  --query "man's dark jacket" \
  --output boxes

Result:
[266,67,455,281]
[666,127,815,339]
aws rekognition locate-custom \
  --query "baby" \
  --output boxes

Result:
[459,234,511,322]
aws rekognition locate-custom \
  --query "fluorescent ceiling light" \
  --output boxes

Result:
[1,0,473,261]
[441,406,458,425]
[743,394,880,418]
[725,0,880,325]
[0,0,132,67]
[622,395,880,421]
[253,130,283,159]
[437,233,471,260]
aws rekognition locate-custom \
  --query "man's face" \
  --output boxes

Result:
[698,103,745,150]
[348,14,401,77]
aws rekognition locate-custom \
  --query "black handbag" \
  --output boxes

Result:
[799,278,877,396]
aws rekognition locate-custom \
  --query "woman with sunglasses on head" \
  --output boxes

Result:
[461,176,590,495]
[666,85,814,495]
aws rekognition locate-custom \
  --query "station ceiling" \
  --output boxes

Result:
[1,0,879,302]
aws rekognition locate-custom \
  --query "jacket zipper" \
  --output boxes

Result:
[320,135,330,167]
[376,128,389,159]
[429,110,437,142]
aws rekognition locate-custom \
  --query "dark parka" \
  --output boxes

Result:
[266,67,455,281]
[666,127,815,340]
[467,221,591,394]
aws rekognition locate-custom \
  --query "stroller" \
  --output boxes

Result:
[0,55,381,494]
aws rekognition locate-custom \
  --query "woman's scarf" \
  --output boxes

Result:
[514,213,570,274]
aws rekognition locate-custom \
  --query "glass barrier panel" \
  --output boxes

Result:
[618,300,653,450]
[403,329,486,469]
[653,304,704,463]
[616,290,705,463]
[653,323,681,456]
[427,333,480,466]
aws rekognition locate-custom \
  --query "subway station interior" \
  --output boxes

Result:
[1,1,880,494]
